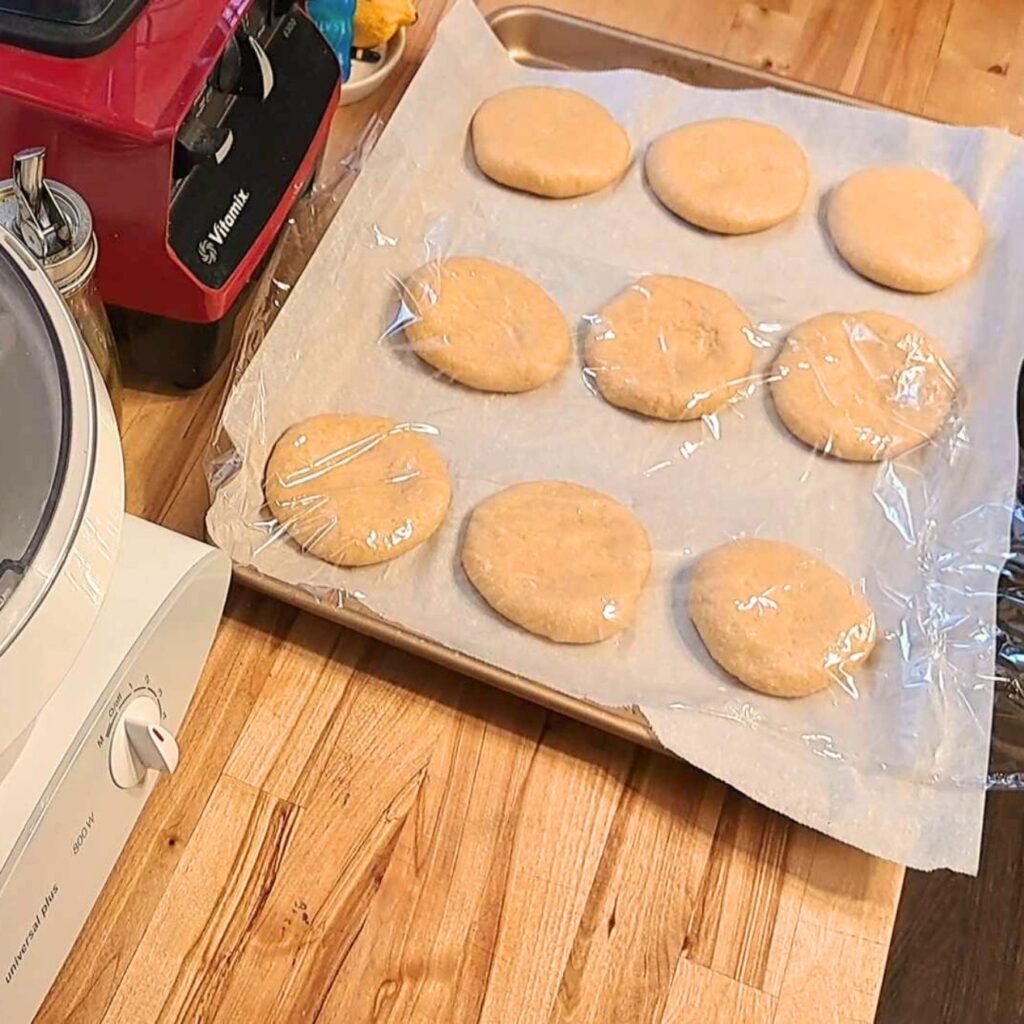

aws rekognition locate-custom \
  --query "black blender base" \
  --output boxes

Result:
[111,308,230,389]
[110,278,256,389]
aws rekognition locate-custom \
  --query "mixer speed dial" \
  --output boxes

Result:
[108,694,180,789]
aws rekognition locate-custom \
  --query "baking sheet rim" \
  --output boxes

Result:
[232,562,664,749]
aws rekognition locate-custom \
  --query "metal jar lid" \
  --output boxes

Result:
[0,147,97,296]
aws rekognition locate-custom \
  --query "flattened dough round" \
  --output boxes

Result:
[584,275,755,420]
[645,119,809,234]
[828,167,983,292]
[471,86,631,198]
[266,414,451,567]
[770,311,957,461]
[462,481,651,644]
[403,257,570,392]
[689,539,876,698]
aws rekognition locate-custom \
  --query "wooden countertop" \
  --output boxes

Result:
[38,1,1012,1021]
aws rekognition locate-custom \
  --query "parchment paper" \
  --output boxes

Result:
[208,0,1024,872]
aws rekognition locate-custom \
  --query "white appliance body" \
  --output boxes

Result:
[0,231,125,756]
[0,515,230,1023]
[0,349,124,755]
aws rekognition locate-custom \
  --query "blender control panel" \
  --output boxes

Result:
[168,2,339,289]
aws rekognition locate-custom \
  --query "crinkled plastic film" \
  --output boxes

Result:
[207,0,1024,871]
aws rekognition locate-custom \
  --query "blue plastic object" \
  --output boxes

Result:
[308,0,357,80]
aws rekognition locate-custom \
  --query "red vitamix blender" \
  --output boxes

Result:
[0,0,341,386]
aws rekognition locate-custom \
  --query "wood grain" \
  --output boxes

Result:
[39,0,1024,1021]
[550,755,722,1024]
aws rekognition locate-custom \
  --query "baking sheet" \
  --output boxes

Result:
[208,0,1024,872]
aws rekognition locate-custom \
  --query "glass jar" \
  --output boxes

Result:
[0,147,123,426]
[63,275,122,424]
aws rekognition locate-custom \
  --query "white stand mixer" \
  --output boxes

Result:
[0,223,230,1020]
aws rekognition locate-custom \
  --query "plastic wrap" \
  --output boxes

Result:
[207,0,1024,872]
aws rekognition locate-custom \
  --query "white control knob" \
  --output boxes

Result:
[108,694,180,789]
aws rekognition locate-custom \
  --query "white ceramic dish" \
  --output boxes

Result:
[340,27,407,105]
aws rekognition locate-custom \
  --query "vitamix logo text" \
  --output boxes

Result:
[197,188,251,265]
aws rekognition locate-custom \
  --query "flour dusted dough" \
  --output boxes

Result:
[770,311,957,461]
[584,275,755,420]
[403,257,570,392]
[690,539,876,698]
[645,118,809,234]
[828,167,984,292]
[471,86,631,198]
[265,414,451,567]
[462,481,651,643]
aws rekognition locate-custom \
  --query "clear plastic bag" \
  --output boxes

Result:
[207,0,1024,871]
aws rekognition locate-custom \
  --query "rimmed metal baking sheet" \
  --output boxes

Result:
[230,4,931,752]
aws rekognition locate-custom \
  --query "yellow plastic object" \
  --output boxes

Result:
[352,0,416,48]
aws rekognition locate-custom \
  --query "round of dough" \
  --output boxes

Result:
[471,86,631,198]
[827,167,983,292]
[403,257,570,392]
[265,414,452,567]
[770,311,957,461]
[462,481,651,644]
[645,118,809,234]
[689,539,876,698]
[584,275,755,420]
